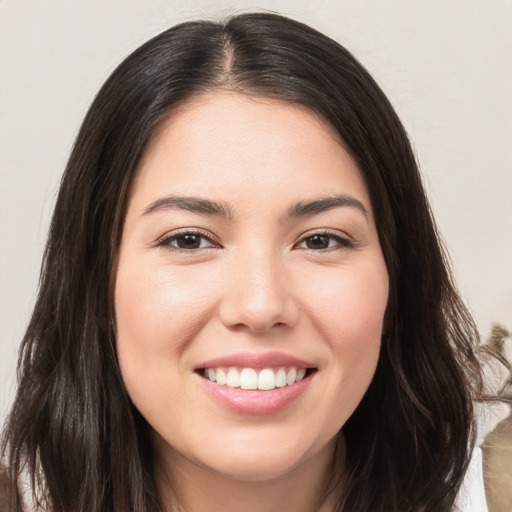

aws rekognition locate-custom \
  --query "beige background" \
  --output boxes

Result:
[1,0,511,421]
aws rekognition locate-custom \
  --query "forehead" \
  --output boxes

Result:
[128,92,371,217]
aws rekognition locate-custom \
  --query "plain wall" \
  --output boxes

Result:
[1,0,511,421]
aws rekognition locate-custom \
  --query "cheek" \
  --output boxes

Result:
[113,263,217,396]
[305,262,387,394]
[115,263,214,348]
[308,260,388,340]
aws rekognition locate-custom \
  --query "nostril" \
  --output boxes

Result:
[217,277,300,333]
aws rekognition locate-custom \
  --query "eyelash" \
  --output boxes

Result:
[155,229,220,252]
[155,229,354,253]
[295,230,354,251]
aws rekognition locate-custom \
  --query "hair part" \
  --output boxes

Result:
[2,12,482,512]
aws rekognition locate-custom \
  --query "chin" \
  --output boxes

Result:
[199,450,308,482]
[193,429,335,483]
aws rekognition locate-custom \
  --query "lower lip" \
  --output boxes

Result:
[198,373,313,415]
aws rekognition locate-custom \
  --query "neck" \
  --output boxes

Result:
[155,436,345,512]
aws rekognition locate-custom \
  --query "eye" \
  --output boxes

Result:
[156,229,219,252]
[295,231,353,251]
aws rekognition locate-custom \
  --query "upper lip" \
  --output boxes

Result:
[196,351,314,370]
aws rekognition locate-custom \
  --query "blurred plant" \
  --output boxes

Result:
[480,324,512,399]
[480,325,512,512]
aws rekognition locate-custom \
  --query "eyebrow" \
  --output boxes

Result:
[142,193,368,220]
[284,194,368,220]
[143,195,234,219]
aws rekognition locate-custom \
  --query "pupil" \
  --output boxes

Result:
[178,234,200,249]
[307,235,329,249]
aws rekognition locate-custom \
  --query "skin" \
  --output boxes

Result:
[115,92,389,512]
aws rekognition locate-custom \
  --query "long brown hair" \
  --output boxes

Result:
[1,12,482,511]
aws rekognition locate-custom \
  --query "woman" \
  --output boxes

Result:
[1,12,483,512]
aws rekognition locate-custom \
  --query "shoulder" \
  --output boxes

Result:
[457,446,489,512]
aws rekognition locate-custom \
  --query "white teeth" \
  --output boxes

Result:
[226,368,240,388]
[275,368,287,388]
[286,367,297,385]
[203,366,311,390]
[216,368,227,385]
[258,369,276,390]
[240,368,258,389]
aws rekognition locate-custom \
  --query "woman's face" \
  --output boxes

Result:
[115,92,388,483]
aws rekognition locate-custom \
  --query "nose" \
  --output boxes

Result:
[218,248,300,333]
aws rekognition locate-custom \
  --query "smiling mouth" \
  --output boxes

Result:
[196,366,317,391]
